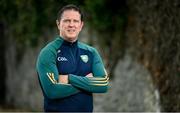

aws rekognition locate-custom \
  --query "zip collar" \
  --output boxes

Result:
[57,36,78,47]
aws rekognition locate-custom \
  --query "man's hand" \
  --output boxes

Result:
[59,73,93,84]
[86,73,93,77]
[59,75,69,84]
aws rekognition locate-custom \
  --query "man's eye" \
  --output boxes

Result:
[64,20,70,22]
[74,20,79,23]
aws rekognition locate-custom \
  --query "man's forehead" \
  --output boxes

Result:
[61,10,81,19]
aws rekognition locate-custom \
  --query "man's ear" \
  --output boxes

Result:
[56,20,60,30]
[80,21,84,30]
[56,20,60,26]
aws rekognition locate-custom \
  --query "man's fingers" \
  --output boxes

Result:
[59,75,69,84]
[86,73,93,77]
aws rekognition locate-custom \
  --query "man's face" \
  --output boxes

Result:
[57,10,83,42]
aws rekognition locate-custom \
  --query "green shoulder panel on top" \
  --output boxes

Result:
[41,37,63,57]
[36,37,63,67]
[78,41,95,53]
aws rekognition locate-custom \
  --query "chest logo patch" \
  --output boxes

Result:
[57,57,68,61]
[80,55,88,63]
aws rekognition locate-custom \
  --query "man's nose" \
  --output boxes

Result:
[69,21,74,26]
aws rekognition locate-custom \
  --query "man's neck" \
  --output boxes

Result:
[59,35,77,43]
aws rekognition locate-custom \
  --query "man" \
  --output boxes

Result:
[36,4,109,112]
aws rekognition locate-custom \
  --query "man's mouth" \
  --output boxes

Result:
[67,29,75,33]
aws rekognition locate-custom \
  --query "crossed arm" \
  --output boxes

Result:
[59,72,109,93]
[36,48,109,99]
[59,73,93,84]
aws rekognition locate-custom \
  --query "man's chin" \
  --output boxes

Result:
[67,37,77,42]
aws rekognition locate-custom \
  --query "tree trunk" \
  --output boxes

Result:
[126,0,180,111]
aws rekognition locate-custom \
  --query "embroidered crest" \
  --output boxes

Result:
[80,55,88,63]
